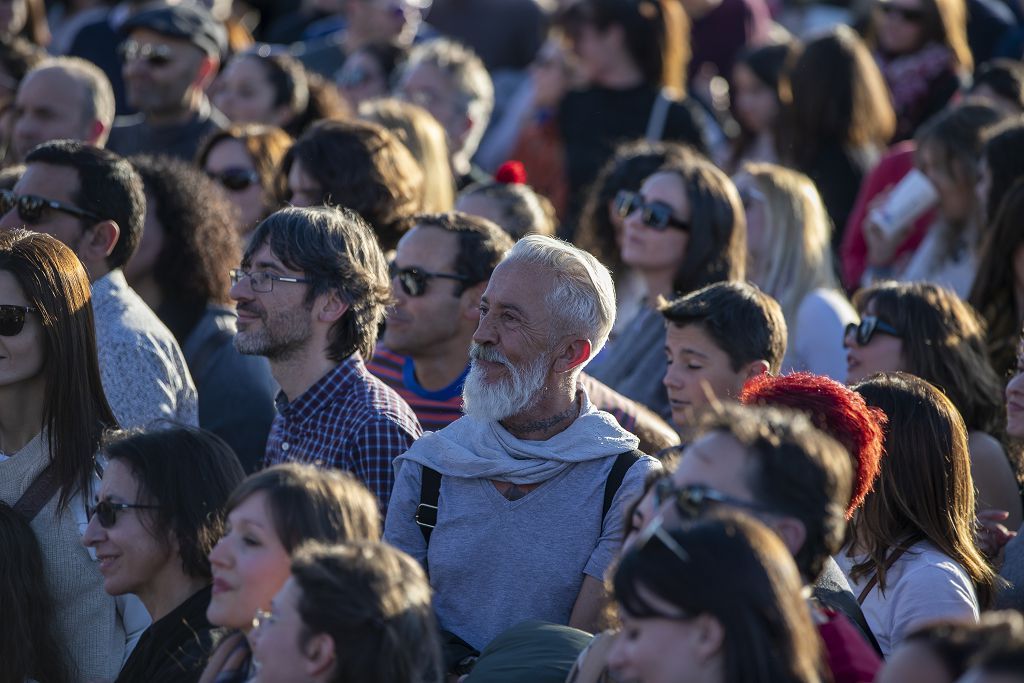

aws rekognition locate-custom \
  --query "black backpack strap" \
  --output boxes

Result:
[602,449,644,521]
[416,466,442,546]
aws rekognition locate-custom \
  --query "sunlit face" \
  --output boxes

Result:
[873,0,929,57]
[844,299,905,384]
[203,137,267,233]
[876,641,955,683]
[0,270,44,393]
[122,29,206,117]
[251,578,320,683]
[731,63,779,134]
[207,492,292,631]
[12,68,95,160]
[397,62,466,155]
[1006,345,1024,439]
[0,163,90,249]
[670,431,755,504]
[918,143,976,226]
[663,323,752,430]
[620,172,690,276]
[214,56,291,127]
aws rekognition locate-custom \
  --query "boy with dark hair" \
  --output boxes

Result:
[659,280,786,431]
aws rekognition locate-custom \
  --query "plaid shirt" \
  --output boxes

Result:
[265,355,422,511]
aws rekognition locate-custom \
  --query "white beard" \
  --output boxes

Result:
[462,343,549,421]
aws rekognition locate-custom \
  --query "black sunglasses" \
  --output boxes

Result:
[614,190,690,232]
[845,316,901,346]
[876,1,926,22]
[655,480,779,520]
[118,39,173,66]
[88,500,161,529]
[389,263,472,297]
[0,189,104,226]
[207,167,260,192]
[0,304,37,336]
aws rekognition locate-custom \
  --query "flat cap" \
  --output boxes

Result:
[121,3,227,59]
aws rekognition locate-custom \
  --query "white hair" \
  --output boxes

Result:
[502,235,616,363]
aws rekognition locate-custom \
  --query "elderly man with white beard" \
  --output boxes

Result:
[383,235,660,670]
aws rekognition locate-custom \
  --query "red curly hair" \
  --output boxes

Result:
[740,372,886,519]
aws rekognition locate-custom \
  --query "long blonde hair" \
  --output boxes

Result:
[739,162,841,327]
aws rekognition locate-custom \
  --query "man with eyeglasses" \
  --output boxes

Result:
[658,403,883,682]
[229,206,421,513]
[107,3,228,161]
[383,234,660,673]
[0,139,197,429]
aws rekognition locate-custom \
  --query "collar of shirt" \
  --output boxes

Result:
[91,268,128,309]
[275,354,366,423]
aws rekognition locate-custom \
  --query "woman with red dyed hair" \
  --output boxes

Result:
[741,371,886,520]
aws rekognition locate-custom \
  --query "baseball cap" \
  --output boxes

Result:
[121,3,228,59]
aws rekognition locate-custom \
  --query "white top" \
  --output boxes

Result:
[898,223,977,298]
[782,288,857,382]
[835,541,979,658]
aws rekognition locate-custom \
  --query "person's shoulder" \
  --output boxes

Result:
[899,543,974,586]
[796,288,856,325]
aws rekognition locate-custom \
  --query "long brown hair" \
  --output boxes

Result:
[850,373,996,607]
[867,0,972,71]
[0,230,117,511]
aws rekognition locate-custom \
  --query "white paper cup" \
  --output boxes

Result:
[868,169,939,238]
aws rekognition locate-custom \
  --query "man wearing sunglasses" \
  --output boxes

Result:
[107,3,228,162]
[0,139,197,430]
[661,403,882,681]
[384,235,660,664]
[11,57,115,162]
[230,206,421,514]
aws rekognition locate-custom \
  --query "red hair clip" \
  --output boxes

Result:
[495,160,527,185]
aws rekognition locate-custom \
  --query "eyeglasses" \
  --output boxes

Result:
[875,1,926,22]
[654,480,779,520]
[0,189,104,225]
[614,190,690,232]
[389,263,472,297]
[0,304,37,336]
[845,316,901,346]
[229,269,312,293]
[118,39,174,66]
[207,168,260,192]
[252,608,275,631]
[88,500,161,529]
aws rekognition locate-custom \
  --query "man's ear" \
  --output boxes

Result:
[87,118,108,147]
[770,516,807,558]
[316,289,349,323]
[553,338,592,374]
[742,359,770,381]
[302,632,337,678]
[79,220,120,261]
[195,56,219,92]
[691,613,725,663]
[460,281,486,322]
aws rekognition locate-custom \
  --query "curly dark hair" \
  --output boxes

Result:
[131,154,241,344]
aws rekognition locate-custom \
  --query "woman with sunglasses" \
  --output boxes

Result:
[198,464,380,683]
[866,0,971,140]
[845,280,1022,531]
[197,124,293,239]
[840,373,995,657]
[606,510,823,683]
[0,229,129,680]
[125,154,277,473]
[733,162,856,380]
[83,426,245,683]
[586,152,746,419]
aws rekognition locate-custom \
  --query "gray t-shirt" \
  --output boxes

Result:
[384,453,659,651]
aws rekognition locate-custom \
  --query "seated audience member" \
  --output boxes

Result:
[661,403,881,682]
[214,46,348,138]
[0,140,197,427]
[0,501,72,683]
[200,464,381,683]
[126,155,277,472]
[573,140,693,338]
[336,41,408,109]
[863,104,1004,296]
[658,281,787,436]
[230,207,421,510]
[734,163,856,379]
[842,373,996,657]
[280,119,423,251]
[384,236,661,666]
[847,281,1021,529]
[877,613,1024,683]
[587,153,747,418]
[367,212,679,453]
[0,229,126,680]
[395,38,494,190]
[726,42,791,173]
[197,124,293,239]
[456,162,558,239]
[83,426,246,683]
[776,26,895,245]
[251,541,444,683]
[607,510,823,683]
[108,3,228,161]
[957,611,1024,683]
[358,97,455,213]
[11,56,114,161]
[741,372,886,521]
